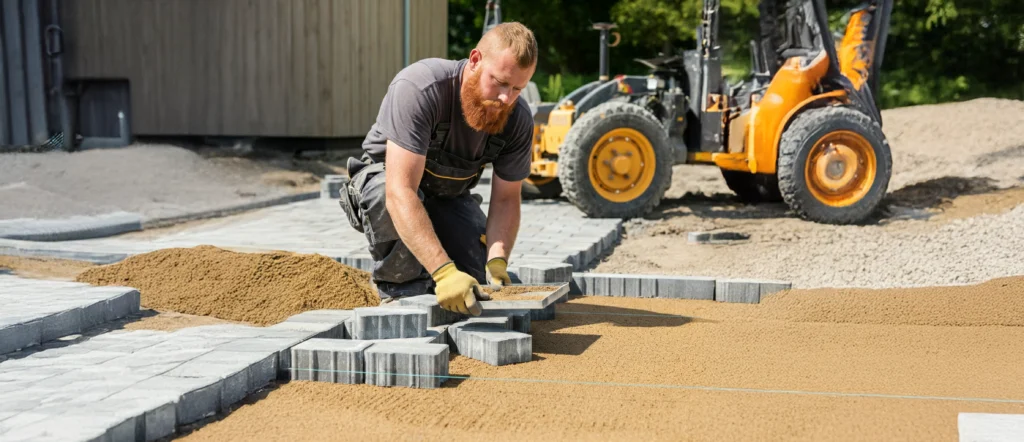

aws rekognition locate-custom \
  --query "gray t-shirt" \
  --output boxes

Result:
[361,58,534,182]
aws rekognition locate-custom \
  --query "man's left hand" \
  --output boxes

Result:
[486,257,512,286]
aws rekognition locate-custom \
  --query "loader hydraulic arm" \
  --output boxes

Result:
[837,0,893,97]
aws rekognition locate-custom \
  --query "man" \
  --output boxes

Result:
[338,22,538,316]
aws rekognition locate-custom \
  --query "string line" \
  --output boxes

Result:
[290,367,1024,404]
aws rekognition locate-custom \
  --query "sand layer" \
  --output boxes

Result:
[481,285,560,300]
[0,255,96,281]
[178,276,1024,441]
[75,245,379,325]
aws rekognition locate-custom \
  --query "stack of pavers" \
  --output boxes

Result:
[287,284,563,390]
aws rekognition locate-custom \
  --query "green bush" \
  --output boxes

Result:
[535,72,599,103]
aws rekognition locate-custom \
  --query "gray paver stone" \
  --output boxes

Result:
[517,263,573,284]
[657,276,716,300]
[715,279,761,303]
[454,325,532,366]
[352,307,427,340]
[397,295,464,326]
[481,310,531,334]
[291,338,373,384]
[759,280,793,298]
[364,342,450,389]
[130,375,223,426]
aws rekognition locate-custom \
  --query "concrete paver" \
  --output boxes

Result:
[0,275,140,355]
[351,307,428,340]
[363,342,450,389]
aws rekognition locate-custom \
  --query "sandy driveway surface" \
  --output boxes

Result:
[176,276,1024,441]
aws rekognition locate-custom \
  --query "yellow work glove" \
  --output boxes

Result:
[432,262,483,316]
[486,257,512,286]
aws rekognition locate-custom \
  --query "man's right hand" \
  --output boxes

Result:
[432,262,483,316]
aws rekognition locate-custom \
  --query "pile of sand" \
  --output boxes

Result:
[75,245,379,325]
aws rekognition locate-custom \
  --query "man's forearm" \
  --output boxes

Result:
[386,188,450,273]
[485,194,521,260]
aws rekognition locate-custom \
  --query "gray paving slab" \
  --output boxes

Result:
[758,280,793,298]
[397,294,465,326]
[351,307,428,340]
[272,309,354,339]
[363,342,450,389]
[715,279,762,303]
[290,338,373,384]
[482,310,531,333]
[446,317,512,346]
[453,325,533,366]
[517,263,574,284]
[0,275,140,355]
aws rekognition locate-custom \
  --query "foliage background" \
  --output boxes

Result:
[448,0,1024,108]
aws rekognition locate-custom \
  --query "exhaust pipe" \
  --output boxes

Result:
[592,23,619,82]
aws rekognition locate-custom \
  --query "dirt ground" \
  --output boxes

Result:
[594,98,1024,289]
[177,276,1024,441]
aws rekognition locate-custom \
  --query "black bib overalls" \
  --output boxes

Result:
[340,120,508,300]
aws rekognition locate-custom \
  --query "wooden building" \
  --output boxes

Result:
[1,0,448,147]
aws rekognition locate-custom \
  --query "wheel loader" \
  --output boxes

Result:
[524,0,894,225]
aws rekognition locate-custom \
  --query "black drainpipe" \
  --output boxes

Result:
[45,0,72,150]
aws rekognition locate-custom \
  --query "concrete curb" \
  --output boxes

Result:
[141,191,320,229]
[0,211,144,241]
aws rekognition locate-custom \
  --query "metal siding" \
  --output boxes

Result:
[0,0,50,146]
[60,0,439,138]
[3,0,29,144]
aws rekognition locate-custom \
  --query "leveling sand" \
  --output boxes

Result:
[75,246,380,325]
[178,276,1024,441]
[482,284,561,300]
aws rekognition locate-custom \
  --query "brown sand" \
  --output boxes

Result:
[121,310,242,332]
[178,276,1024,441]
[75,245,379,325]
[481,285,560,301]
[0,255,96,280]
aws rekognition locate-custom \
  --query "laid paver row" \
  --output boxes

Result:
[497,262,794,303]
[0,275,141,355]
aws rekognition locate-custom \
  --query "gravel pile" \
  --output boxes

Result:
[597,98,1024,289]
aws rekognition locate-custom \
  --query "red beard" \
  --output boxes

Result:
[461,68,515,135]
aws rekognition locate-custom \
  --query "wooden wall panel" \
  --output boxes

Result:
[411,0,449,63]
[59,0,445,138]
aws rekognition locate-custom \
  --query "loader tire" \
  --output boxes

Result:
[558,101,673,219]
[777,106,892,224]
[521,176,562,200]
[721,170,783,203]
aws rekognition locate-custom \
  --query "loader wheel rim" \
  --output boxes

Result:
[805,130,877,207]
[588,128,656,203]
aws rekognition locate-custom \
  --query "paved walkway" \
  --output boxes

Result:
[0,172,624,273]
